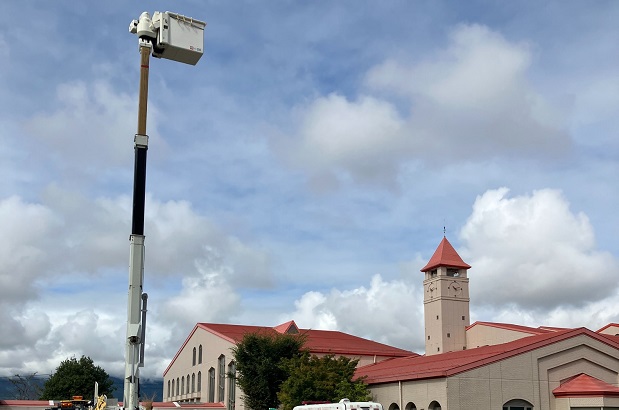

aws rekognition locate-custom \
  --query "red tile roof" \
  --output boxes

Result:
[163,321,416,376]
[466,321,558,335]
[199,322,416,357]
[553,373,619,398]
[356,327,619,385]
[420,237,471,272]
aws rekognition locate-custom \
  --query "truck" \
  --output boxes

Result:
[293,398,384,410]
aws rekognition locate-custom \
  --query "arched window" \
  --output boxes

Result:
[428,401,441,410]
[176,377,180,395]
[172,379,175,397]
[192,373,196,393]
[208,367,215,402]
[388,404,400,410]
[199,345,203,364]
[193,347,197,366]
[503,399,533,410]
[197,371,202,393]
[227,361,236,410]
[218,355,226,402]
[187,374,190,394]
[405,403,417,410]
[181,376,185,395]
[167,380,171,398]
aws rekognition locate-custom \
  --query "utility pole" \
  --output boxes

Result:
[125,11,205,410]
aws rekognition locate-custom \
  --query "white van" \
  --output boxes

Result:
[293,398,383,410]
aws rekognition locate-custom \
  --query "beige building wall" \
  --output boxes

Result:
[369,333,619,410]
[598,324,619,336]
[370,378,448,410]
[466,325,537,349]
[163,328,244,410]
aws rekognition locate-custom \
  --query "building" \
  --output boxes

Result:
[162,320,415,410]
[354,236,619,410]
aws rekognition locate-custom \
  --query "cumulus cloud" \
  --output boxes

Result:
[288,94,405,184]
[161,268,242,332]
[282,24,569,186]
[286,274,424,352]
[460,187,618,309]
[0,190,272,377]
[0,196,61,304]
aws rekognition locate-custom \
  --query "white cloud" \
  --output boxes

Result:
[282,24,570,186]
[460,187,618,309]
[0,196,61,304]
[161,267,242,330]
[0,190,271,377]
[287,275,424,352]
[289,94,405,183]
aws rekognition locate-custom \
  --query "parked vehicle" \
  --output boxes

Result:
[294,398,384,410]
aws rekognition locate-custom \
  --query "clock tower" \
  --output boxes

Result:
[422,236,471,356]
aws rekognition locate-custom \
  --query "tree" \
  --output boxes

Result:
[39,356,115,400]
[231,331,306,410]
[8,373,44,399]
[277,353,372,410]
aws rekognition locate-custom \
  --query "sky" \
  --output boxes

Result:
[1,1,619,382]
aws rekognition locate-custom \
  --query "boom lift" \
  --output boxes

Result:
[124,11,205,410]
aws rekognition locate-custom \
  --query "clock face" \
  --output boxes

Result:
[449,282,463,297]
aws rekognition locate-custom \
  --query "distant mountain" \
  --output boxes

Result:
[0,376,162,402]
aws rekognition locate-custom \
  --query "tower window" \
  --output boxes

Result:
[437,347,440,352]
[437,315,439,320]
[447,333,450,338]
[462,316,465,320]
[430,269,437,277]
[428,335,430,340]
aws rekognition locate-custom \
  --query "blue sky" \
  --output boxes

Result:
[1,1,619,380]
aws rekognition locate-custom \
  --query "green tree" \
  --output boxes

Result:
[39,356,115,400]
[277,353,372,410]
[231,331,306,410]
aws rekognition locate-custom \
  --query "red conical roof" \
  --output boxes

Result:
[553,373,619,397]
[420,236,471,272]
